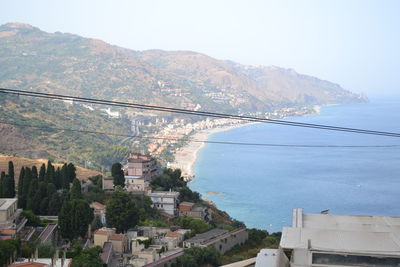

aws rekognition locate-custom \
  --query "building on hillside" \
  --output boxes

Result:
[183,228,248,254]
[109,233,129,254]
[146,191,179,216]
[124,153,159,182]
[90,201,106,225]
[102,176,114,191]
[0,198,27,237]
[94,227,115,248]
[125,176,150,193]
[255,208,400,267]
[179,202,209,221]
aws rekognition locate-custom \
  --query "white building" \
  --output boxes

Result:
[146,190,179,216]
[255,208,400,267]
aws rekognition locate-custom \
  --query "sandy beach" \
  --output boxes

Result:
[171,123,253,179]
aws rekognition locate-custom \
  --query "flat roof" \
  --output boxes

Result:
[280,209,400,256]
[0,198,17,210]
[185,229,228,244]
[147,191,179,197]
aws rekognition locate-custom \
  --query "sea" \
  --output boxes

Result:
[189,97,400,233]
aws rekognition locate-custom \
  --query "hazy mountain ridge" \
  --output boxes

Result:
[0,22,366,114]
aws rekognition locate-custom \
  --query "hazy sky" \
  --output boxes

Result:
[1,0,399,96]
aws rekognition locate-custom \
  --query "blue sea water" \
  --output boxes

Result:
[189,98,400,232]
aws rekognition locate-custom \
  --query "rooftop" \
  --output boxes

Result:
[101,242,113,264]
[38,224,57,243]
[0,198,17,211]
[180,202,195,207]
[147,190,179,197]
[185,229,228,244]
[90,201,105,210]
[281,208,400,256]
[109,233,125,241]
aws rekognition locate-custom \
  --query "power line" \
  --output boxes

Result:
[1,87,400,137]
[0,120,399,148]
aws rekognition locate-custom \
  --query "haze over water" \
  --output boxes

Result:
[190,97,400,232]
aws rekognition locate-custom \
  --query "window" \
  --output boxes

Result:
[312,253,400,267]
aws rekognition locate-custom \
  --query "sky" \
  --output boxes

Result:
[1,0,400,97]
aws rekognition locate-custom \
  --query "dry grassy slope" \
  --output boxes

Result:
[0,154,104,184]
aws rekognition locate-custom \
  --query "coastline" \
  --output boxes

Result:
[171,123,254,179]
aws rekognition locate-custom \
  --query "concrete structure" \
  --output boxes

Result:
[109,233,129,254]
[94,227,115,248]
[136,226,170,238]
[101,242,113,266]
[38,224,58,245]
[184,228,248,254]
[124,153,158,182]
[257,208,400,267]
[146,190,179,216]
[0,198,27,236]
[10,259,72,267]
[222,257,256,267]
[141,249,184,267]
[179,202,209,220]
[131,236,150,253]
[102,176,114,191]
[125,176,149,192]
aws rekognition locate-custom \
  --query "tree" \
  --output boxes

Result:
[67,163,77,183]
[177,247,221,267]
[17,167,25,208]
[22,210,42,226]
[21,168,32,209]
[111,163,125,187]
[45,160,55,184]
[8,161,15,197]
[59,199,93,240]
[71,246,103,267]
[26,179,39,212]
[91,215,103,231]
[39,163,46,182]
[61,164,70,190]
[70,179,83,199]
[48,193,63,216]
[53,167,62,190]
[106,189,139,233]
[31,165,38,180]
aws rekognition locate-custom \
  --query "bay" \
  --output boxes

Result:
[189,97,400,232]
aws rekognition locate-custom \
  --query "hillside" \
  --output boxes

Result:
[0,23,367,170]
[0,154,103,183]
[0,23,366,114]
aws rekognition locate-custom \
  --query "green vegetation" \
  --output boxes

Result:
[173,247,221,267]
[173,216,212,234]
[111,162,125,187]
[71,246,103,267]
[0,239,19,267]
[105,188,156,233]
[151,168,200,203]
[59,199,94,240]
[17,161,75,215]
[0,95,131,171]
[0,161,16,198]
[221,229,281,264]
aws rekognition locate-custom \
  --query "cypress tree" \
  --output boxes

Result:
[39,164,46,182]
[45,161,54,184]
[70,179,82,200]
[17,167,25,208]
[8,161,15,197]
[111,163,125,187]
[26,179,39,212]
[61,164,69,190]
[21,168,32,209]
[67,163,76,183]
[53,167,62,190]
[0,172,4,198]
[48,193,62,216]
[59,199,93,240]
[31,166,38,180]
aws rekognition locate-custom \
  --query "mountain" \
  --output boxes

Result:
[0,23,367,170]
[0,23,366,114]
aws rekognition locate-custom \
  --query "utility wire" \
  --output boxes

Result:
[0,120,399,148]
[1,87,400,137]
